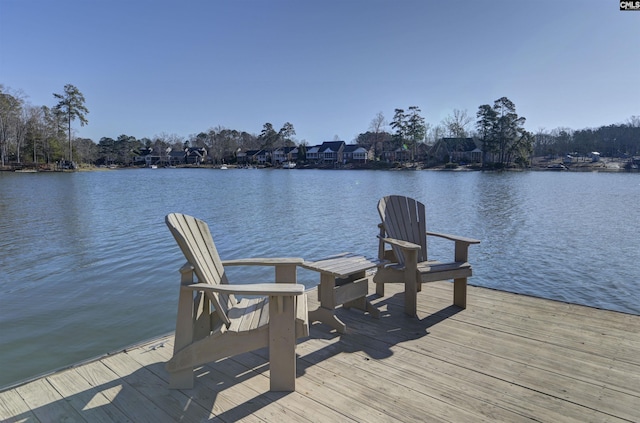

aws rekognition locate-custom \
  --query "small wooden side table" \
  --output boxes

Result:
[302,252,381,334]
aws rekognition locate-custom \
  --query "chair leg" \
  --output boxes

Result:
[453,277,467,308]
[268,296,297,391]
[169,281,197,390]
[375,281,385,297]
[405,272,418,317]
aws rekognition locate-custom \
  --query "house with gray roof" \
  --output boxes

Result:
[318,141,345,163]
[343,144,370,163]
[431,137,482,164]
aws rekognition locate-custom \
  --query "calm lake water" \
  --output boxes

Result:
[1,168,639,388]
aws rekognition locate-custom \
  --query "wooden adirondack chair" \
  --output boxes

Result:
[165,213,309,392]
[374,195,480,317]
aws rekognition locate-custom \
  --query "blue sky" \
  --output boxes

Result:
[1,0,638,143]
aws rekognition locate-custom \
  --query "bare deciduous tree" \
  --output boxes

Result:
[369,111,386,158]
[442,109,473,138]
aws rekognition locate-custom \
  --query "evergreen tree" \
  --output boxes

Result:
[476,97,531,168]
[53,84,89,163]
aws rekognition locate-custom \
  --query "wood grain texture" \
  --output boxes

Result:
[1,281,638,423]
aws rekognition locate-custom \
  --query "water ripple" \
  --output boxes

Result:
[1,169,639,388]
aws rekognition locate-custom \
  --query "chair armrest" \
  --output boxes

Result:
[222,257,304,267]
[222,258,302,284]
[377,235,422,251]
[427,231,479,263]
[426,231,480,245]
[185,282,305,296]
[181,259,302,285]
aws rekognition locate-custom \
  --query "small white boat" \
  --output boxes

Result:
[150,165,158,169]
[220,165,228,170]
[282,161,296,169]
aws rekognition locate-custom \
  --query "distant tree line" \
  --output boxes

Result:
[0,84,89,168]
[1,83,638,169]
[357,99,639,168]
[358,98,533,168]
[533,117,640,159]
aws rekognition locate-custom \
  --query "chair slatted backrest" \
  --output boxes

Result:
[378,195,429,265]
[166,213,232,327]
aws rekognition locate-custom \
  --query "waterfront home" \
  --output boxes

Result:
[246,149,269,165]
[319,141,345,163]
[430,137,482,164]
[236,149,260,165]
[273,146,298,164]
[306,145,320,162]
[168,150,186,166]
[132,147,207,167]
[343,144,370,163]
[231,142,384,167]
[186,147,207,165]
[383,146,411,163]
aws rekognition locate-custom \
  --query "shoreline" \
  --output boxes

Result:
[1,157,634,173]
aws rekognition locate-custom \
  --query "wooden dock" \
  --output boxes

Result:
[1,281,639,422]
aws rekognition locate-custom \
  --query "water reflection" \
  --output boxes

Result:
[1,169,639,388]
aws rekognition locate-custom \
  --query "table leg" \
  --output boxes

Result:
[308,266,381,333]
[343,293,381,319]
[308,307,347,334]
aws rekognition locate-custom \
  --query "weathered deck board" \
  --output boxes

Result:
[337,294,638,421]
[1,281,639,423]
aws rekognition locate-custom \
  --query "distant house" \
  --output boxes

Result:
[150,147,206,166]
[255,150,270,164]
[415,143,430,162]
[289,146,300,161]
[168,150,185,166]
[318,141,345,163]
[133,147,179,167]
[236,150,248,163]
[237,141,353,165]
[186,147,207,165]
[133,147,156,166]
[237,149,260,164]
[273,146,297,164]
[306,145,320,162]
[343,144,370,163]
[431,138,482,164]
[382,146,411,163]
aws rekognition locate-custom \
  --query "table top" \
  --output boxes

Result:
[301,252,382,278]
